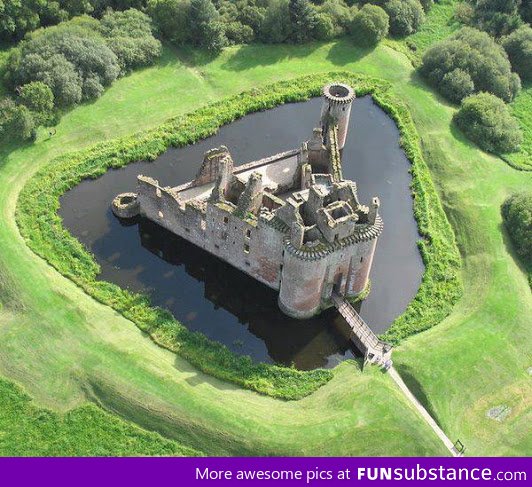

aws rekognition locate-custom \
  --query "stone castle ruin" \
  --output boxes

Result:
[113,83,384,324]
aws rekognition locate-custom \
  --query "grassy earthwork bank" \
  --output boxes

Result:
[15,72,461,400]
[0,35,531,456]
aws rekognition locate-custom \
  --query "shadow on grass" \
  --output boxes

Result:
[392,363,443,428]
[325,39,374,66]
[498,220,532,289]
[220,41,325,72]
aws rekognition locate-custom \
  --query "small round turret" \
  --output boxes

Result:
[320,83,356,149]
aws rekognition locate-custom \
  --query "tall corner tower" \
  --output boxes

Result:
[320,83,356,150]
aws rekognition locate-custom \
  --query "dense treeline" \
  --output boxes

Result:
[501,192,532,287]
[1,0,434,48]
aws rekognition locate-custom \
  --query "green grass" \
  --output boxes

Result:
[0,378,200,456]
[505,84,532,170]
[0,39,530,456]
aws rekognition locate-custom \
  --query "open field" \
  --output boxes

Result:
[0,28,531,456]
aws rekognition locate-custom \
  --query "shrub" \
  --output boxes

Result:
[501,192,532,282]
[502,25,532,82]
[351,4,389,47]
[146,0,191,45]
[420,27,521,103]
[453,92,523,153]
[383,0,425,37]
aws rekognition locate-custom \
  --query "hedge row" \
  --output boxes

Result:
[16,72,462,399]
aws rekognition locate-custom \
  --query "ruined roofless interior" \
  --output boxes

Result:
[113,83,383,319]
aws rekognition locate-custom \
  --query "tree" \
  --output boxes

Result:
[453,92,523,153]
[19,81,55,125]
[421,27,521,103]
[0,98,35,141]
[146,0,191,44]
[439,68,475,103]
[225,21,255,44]
[288,0,318,43]
[259,0,292,43]
[472,0,522,38]
[238,4,266,34]
[383,0,424,37]
[351,4,389,47]
[317,0,355,38]
[502,25,532,82]
[99,9,162,72]
[189,0,227,52]
[419,0,433,12]
[501,192,532,272]
[0,0,45,40]
[314,13,335,40]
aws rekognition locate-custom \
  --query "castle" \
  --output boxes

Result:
[112,83,383,320]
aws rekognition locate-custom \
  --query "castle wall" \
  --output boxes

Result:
[137,175,285,291]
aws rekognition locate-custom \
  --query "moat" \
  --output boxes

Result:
[59,96,423,369]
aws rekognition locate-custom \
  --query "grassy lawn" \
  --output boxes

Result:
[0,33,530,456]
[507,84,532,170]
[0,378,199,456]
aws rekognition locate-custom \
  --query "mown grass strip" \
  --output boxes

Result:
[16,73,462,399]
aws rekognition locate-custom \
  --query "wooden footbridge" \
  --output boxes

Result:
[331,293,392,368]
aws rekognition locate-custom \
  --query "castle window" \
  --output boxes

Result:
[223,216,229,224]
[245,261,250,267]
[158,211,164,219]
[280,264,283,273]
[185,228,190,233]
[245,229,251,238]
[215,244,220,250]
[244,243,250,254]
[360,257,363,263]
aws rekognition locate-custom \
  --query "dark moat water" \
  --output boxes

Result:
[59,97,423,369]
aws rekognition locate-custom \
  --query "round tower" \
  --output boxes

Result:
[320,83,356,150]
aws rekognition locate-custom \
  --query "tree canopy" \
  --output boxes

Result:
[501,192,532,285]
[420,27,521,103]
[383,0,425,37]
[453,92,523,154]
[351,3,389,47]
[502,25,532,82]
